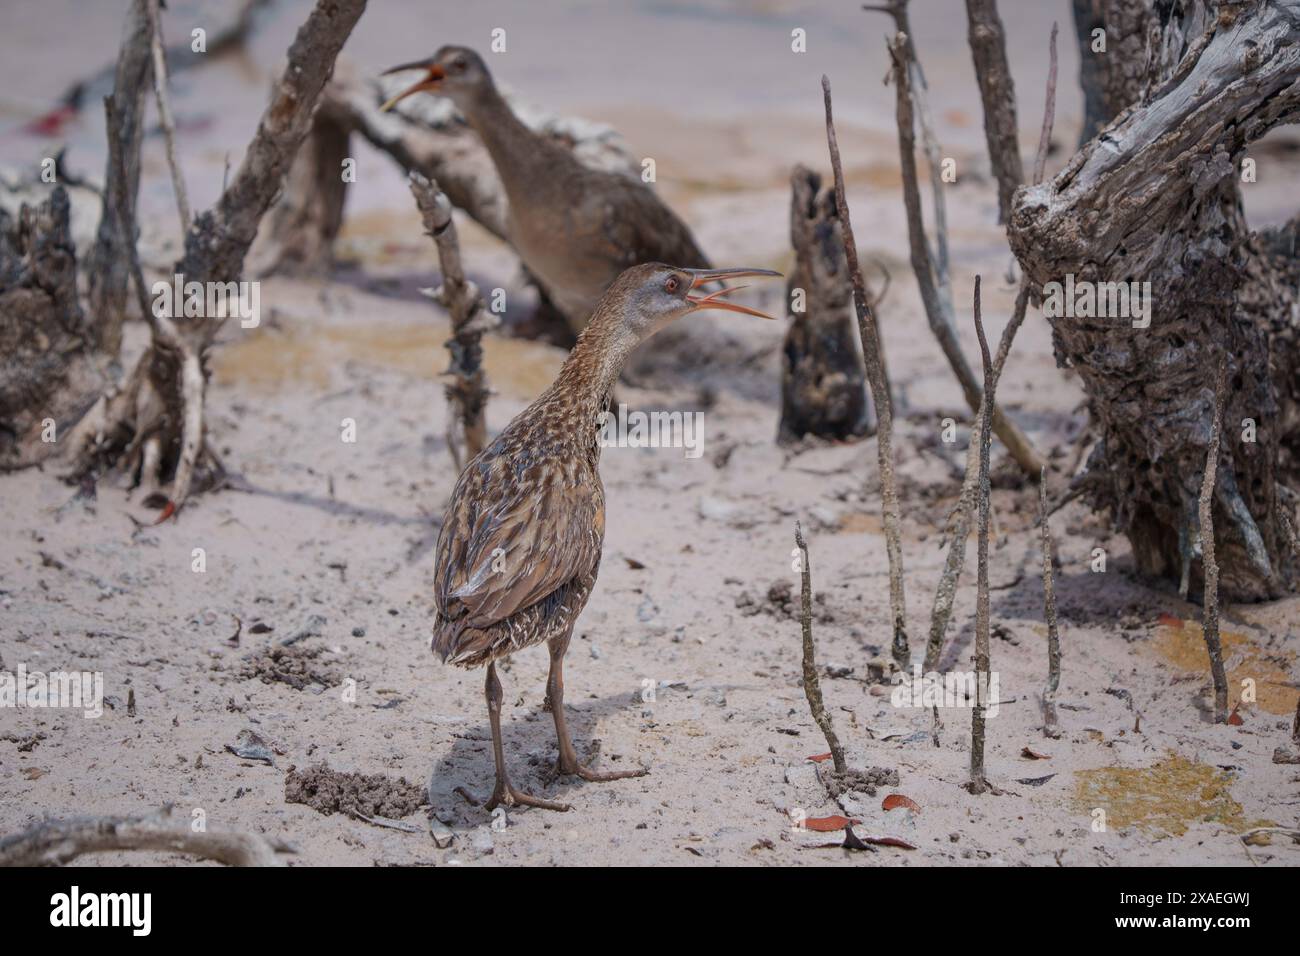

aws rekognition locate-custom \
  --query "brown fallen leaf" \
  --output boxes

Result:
[1021,746,1052,760]
[623,557,647,570]
[153,500,177,524]
[804,814,861,832]
[21,767,48,779]
[1158,613,1184,629]
[1227,705,1244,726]
[806,752,834,763]
[882,793,921,813]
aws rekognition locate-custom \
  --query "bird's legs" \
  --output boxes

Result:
[483,661,571,812]
[546,633,649,782]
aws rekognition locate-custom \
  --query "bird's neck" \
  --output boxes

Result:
[460,85,551,203]
[547,307,639,420]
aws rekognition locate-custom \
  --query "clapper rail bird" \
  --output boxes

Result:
[431,263,780,810]
[381,46,713,334]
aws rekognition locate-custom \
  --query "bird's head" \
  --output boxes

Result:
[380,45,492,112]
[609,263,782,343]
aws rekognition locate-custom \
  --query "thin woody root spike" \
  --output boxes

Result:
[879,21,1044,477]
[969,275,994,795]
[822,74,910,670]
[924,18,1057,673]
[1039,466,1062,739]
[795,522,846,775]
[1199,359,1230,724]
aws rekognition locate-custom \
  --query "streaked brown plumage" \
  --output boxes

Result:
[382,46,712,332]
[431,263,780,811]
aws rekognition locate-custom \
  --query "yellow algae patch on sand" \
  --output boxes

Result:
[1073,753,1244,837]
[1152,615,1298,715]
[215,316,564,400]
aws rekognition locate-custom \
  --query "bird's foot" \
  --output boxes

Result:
[556,759,649,783]
[483,779,571,812]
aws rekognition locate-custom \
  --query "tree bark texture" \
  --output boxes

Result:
[1009,0,1300,600]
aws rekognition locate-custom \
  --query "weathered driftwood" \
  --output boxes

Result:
[884,25,1044,476]
[70,0,368,512]
[778,165,872,446]
[1094,0,1216,128]
[0,806,293,867]
[823,75,909,668]
[0,189,107,470]
[1009,0,1300,601]
[84,0,151,359]
[965,0,1024,223]
[408,172,495,470]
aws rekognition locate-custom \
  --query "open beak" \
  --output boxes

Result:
[684,267,782,319]
[379,60,445,112]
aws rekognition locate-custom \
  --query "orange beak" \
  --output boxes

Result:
[684,267,781,319]
[379,60,446,112]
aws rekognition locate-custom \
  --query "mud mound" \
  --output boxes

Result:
[284,763,426,819]
[238,645,341,691]
[820,766,900,798]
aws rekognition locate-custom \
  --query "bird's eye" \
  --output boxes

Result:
[450,59,466,73]
[665,276,680,294]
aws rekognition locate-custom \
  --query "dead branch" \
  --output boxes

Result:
[862,1,951,305]
[969,276,994,794]
[1039,465,1062,738]
[778,165,872,445]
[923,26,1058,673]
[145,0,190,234]
[885,29,1044,477]
[407,172,495,469]
[965,0,1024,223]
[795,522,846,774]
[1199,359,1230,724]
[0,806,293,867]
[85,0,151,359]
[1032,24,1059,188]
[72,0,369,513]
[822,74,908,668]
